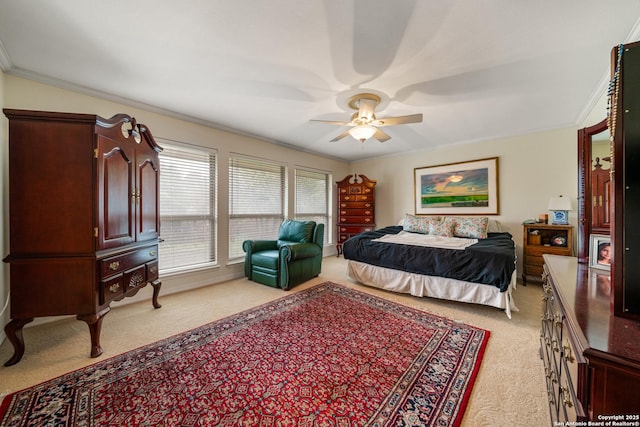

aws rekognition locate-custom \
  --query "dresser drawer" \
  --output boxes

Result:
[100,245,158,278]
[339,208,374,216]
[338,216,374,225]
[339,201,374,209]
[525,263,544,278]
[527,245,571,256]
[100,274,124,305]
[339,194,375,203]
[526,254,544,267]
[559,342,585,421]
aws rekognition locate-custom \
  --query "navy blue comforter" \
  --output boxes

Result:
[342,225,516,291]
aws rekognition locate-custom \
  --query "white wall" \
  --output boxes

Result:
[350,127,579,275]
[0,75,351,321]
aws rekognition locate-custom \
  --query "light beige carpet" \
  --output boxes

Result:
[0,256,548,426]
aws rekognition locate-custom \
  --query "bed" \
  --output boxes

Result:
[342,216,518,318]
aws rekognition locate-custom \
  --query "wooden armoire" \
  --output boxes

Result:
[336,174,376,255]
[2,109,163,366]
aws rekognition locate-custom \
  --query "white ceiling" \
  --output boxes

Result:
[1,1,639,161]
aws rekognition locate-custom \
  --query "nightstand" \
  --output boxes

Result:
[522,223,573,284]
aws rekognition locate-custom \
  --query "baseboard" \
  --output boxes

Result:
[0,270,246,332]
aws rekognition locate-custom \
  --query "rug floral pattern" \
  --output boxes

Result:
[0,283,489,426]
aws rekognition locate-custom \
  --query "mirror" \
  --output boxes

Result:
[577,118,610,262]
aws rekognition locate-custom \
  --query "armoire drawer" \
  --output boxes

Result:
[147,261,159,282]
[124,265,147,293]
[100,245,158,278]
[100,274,124,305]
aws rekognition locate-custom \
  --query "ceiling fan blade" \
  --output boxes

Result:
[330,130,351,142]
[374,113,423,127]
[310,119,353,126]
[373,128,391,142]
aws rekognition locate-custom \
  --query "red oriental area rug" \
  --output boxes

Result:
[0,282,489,427]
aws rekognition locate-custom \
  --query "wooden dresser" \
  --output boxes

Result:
[541,255,640,422]
[2,109,163,366]
[336,174,376,255]
[522,223,573,284]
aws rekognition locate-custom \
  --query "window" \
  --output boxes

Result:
[229,155,287,261]
[159,142,217,272]
[295,168,331,244]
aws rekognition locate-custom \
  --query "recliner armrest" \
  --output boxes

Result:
[280,242,322,261]
[243,240,278,254]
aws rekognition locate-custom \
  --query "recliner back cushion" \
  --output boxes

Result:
[277,220,316,246]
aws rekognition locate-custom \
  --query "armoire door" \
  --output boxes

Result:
[96,134,136,250]
[136,153,161,242]
[592,165,611,233]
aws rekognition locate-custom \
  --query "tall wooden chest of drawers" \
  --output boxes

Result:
[336,174,376,255]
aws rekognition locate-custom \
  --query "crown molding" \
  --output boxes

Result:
[0,38,12,72]
[575,17,640,126]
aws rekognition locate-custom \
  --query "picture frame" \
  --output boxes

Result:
[414,157,499,215]
[589,233,611,271]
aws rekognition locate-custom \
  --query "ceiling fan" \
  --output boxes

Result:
[311,93,423,143]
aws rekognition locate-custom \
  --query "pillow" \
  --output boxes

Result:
[428,219,454,237]
[401,213,440,234]
[487,219,503,233]
[443,216,489,239]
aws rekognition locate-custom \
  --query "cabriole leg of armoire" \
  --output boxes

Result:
[77,306,111,358]
[151,280,162,309]
[3,317,35,366]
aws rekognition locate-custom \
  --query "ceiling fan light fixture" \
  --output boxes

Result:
[349,125,377,143]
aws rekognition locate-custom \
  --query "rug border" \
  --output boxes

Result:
[452,327,490,426]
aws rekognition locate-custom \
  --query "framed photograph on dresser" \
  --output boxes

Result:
[589,233,611,271]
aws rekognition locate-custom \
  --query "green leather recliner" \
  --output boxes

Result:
[242,220,324,290]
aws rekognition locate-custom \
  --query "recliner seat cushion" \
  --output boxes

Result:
[251,250,279,270]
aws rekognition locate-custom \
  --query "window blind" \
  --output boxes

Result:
[295,168,331,244]
[159,142,217,272]
[229,155,287,260]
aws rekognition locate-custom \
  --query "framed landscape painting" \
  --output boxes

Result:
[414,157,499,215]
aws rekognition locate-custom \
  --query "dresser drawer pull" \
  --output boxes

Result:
[562,343,575,363]
[561,386,573,407]
[149,250,156,256]
[149,266,157,274]
[554,314,563,326]
[109,283,120,293]
[109,261,120,271]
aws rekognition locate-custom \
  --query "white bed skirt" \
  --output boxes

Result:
[347,260,519,319]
